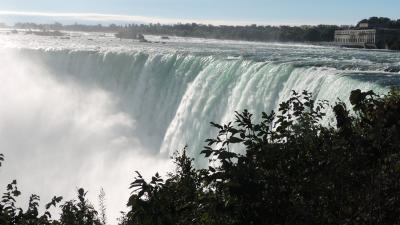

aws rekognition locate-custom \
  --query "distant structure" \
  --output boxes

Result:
[335,23,400,50]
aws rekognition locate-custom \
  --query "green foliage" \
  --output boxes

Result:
[0,179,63,225]
[59,188,102,225]
[0,180,101,225]
[115,23,341,42]
[124,148,209,225]
[1,89,400,224]
[125,89,400,225]
[0,154,103,225]
[358,17,400,28]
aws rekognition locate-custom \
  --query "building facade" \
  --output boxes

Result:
[334,24,400,50]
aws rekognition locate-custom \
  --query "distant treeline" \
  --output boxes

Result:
[14,22,344,42]
[115,17,400,42]
[358,16,400,29]
[11,17,400,43]
[115,23,344,42]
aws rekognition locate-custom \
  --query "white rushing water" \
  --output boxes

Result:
[0,31,399,223]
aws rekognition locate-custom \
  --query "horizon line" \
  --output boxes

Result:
[0,10,349,27]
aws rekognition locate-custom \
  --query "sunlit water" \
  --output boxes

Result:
[0,30,399,223]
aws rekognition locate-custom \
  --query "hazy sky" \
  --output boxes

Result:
[0,0,399,25]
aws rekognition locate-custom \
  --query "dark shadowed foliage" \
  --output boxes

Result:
[58,188,102,225]
[122,89,400,225]
[1,89,400,224]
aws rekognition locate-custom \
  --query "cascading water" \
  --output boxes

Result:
[0,32,399,223]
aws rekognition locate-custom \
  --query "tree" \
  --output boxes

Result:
[1,89,400,225]
[59,188,102,225]
[125,89,400,225]
[0,179,63,225]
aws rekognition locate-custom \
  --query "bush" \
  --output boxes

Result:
[58,188,102,225]
[0,178,63,225]
[125,89,400,225]
[1,89,400,225]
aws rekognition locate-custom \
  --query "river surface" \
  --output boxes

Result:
[0,31,399,223]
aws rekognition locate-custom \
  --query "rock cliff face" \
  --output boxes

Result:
[376,29,400,50]
[385,42,400,50]
[384,37,400,50]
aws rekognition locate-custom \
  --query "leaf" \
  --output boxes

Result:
[138,190,145,199]
[130,179,145,188]
[201,150,213,157]
[55,196,63,202]
[78,188,85,197]
[210,122,223,129]
[217,151,237,160]
[229,136,243,143]
[209,166,216,173]
[45,211,51,218]
[135,171,143,178]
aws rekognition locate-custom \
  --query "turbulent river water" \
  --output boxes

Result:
[0,31,399,223]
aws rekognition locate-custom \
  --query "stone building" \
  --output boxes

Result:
[334,23,400,50]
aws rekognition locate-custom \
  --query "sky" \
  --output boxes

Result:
[0,0,399,26]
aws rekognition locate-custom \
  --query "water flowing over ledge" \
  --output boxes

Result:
[13,48,393,162]
[0,33,399,222]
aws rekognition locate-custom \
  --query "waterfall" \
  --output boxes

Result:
[0,47,393,222]
[15,49,389,160]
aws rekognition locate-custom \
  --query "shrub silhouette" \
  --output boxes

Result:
[58,188,102,225]
[124,89,400,225]
[1,89,400,225]
[0,178,63,225]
